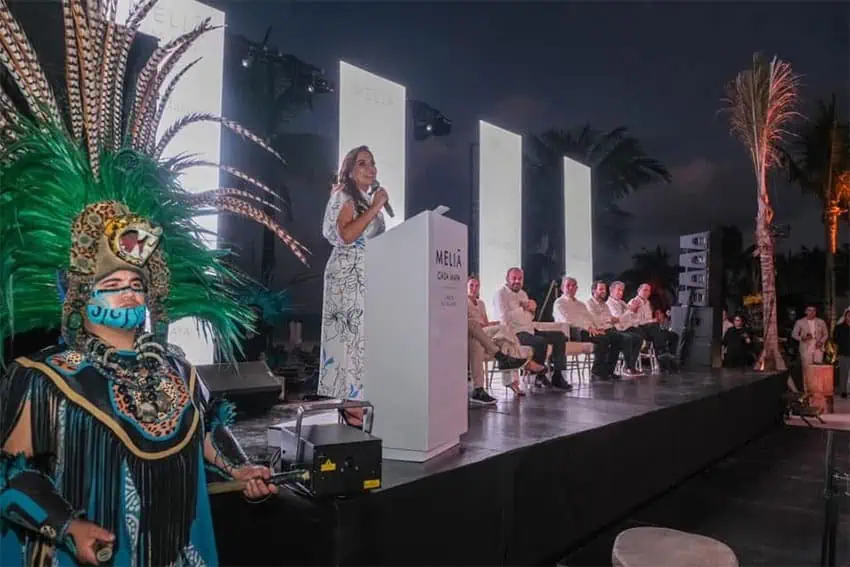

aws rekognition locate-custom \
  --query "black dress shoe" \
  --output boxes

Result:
[495,351,526,370]
[551,373,573,391]
[535,374,552,387]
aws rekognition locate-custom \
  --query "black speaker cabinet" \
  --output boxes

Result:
[196,361,282,419]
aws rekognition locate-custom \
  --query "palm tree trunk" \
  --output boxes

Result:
[755,177,786,371]
[825,207,840,328]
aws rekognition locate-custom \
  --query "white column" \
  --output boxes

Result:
[338,61,406,229]
[478,120,522,311]
[563,156,593,295]
[117,0,225,365]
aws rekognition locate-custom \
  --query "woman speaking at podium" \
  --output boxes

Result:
[319,146,389,426]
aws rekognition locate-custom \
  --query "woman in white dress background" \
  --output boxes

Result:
[319,145,388,425]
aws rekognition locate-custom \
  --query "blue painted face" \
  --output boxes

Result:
[86,271,147,330]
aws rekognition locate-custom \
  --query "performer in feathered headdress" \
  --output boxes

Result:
[0,1,309,565]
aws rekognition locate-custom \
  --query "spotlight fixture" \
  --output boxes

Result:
[295,65,334,96]
[237,28,335,96]
[408,99,452,141]
[240,27,271,69]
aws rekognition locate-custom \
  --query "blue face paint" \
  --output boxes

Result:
[86,287,147,330]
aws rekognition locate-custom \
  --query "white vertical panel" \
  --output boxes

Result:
[563,156,593,297]
[116,0,225,364]
[338,61,406,229]
[478,121,522,311]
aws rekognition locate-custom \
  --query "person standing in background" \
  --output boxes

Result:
[792,305,828,366]
[832,308,850,398]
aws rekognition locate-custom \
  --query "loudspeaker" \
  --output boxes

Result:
[196,361,283,419]
[685,338,721,367]
[670,306,722,368]
[678,289,708,307]
[678,230,722,309]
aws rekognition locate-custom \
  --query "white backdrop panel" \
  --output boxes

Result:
[563,156,593,297]
[339,62,406,229]
[116,0,224,364]
[478,121,522,310]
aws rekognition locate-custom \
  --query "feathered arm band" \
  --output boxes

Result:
[203,398,250,482]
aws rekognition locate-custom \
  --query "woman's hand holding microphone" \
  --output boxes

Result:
[370,187,389,211]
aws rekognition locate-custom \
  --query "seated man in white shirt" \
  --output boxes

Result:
[605,280,645,374]
[627,283,678,358]
[552,277,617,380]
[467,276,530,404]
[492,267,572,390]
[587,281,643,377]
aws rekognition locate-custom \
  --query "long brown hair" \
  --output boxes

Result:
[337,145,373,215]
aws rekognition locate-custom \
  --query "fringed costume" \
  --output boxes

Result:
[0,1,308,565]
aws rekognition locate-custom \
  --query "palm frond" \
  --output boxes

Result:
[721,53,801,176]
[780,93,850,206]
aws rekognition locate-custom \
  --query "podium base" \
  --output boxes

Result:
[383,436,459,463]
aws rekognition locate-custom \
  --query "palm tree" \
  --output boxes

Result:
[781,94,850,328]
[717,224,757,311]
[721,53,801,371]
[526,125,672,251]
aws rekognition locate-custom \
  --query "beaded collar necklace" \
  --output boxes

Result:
[84,333,176,423]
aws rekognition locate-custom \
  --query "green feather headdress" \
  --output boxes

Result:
[0,0,309,362]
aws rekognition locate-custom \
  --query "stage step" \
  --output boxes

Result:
[612,527,738,567]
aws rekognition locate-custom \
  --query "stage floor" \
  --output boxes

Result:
[220,369,787,566]
[234,369,782,487]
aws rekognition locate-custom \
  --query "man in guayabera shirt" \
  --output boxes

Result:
[552,277,617,380]
[622,283,678,360]
[492,268,572,390]
[586,281,643,377]
[606,281,648,374]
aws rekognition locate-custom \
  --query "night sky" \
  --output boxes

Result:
[216,0,849,273]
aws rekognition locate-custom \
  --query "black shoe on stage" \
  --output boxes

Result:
[495,351,526,371]
[469,387,497,406]
[551,372,573,391]
[535,374,552,388]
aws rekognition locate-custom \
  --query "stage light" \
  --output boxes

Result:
[239,27,270,69]
[237,29,335,98]
[297,66,334,95]
[409,99,452,141]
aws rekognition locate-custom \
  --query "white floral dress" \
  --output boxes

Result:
[318,189,385,400]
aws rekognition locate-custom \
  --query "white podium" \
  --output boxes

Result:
[363,207,468,462]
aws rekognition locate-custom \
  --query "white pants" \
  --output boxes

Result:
[800,343,824,366]
[468,323,526,387]
[468,320,500,388]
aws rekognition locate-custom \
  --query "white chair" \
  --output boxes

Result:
[612,527,738,567]
[565,341,594,384]
[485,345,534,391]
[636,341,659,374]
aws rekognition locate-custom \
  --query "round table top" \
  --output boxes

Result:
[612,527,738,567]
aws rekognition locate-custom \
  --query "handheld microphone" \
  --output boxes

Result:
[369,180,394,218]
